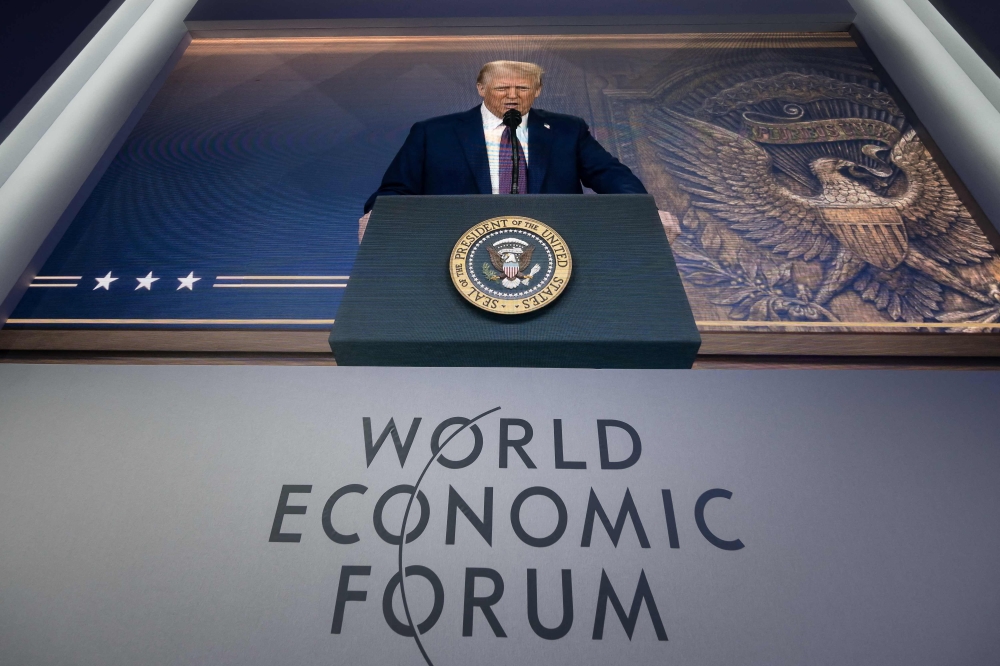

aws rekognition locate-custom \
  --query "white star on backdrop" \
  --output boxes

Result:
[177,272,201,291]
[135,272,159,291]
[93,272,118,290]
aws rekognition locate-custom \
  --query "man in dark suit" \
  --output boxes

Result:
[359,60,678,240]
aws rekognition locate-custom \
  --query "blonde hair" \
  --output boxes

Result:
[477,60,544,87]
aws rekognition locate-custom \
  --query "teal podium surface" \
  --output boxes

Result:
[329,195,700,367]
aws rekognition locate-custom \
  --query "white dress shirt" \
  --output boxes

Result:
[481,104,529,194]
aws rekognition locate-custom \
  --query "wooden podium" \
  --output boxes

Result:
[329,195,700,367]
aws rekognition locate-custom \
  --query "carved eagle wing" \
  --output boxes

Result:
[519,245,535,271]
[647,108,834,262]
[889,130,994,265]
[487,246,505,272]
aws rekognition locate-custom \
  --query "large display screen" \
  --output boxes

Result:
[8,33,1000,337]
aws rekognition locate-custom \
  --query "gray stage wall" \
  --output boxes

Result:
[0,364,997,665]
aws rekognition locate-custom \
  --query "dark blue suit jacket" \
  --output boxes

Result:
[364,106,646,212]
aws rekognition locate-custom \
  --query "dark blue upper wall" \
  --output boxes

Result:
[0,0,855,144]
[0,0,124,143]
[186,0,854,20]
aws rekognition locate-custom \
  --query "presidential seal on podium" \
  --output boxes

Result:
[449,216,572,314]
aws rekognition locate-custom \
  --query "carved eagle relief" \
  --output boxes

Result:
[649,106,1000,320]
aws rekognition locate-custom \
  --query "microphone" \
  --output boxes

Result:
[502,108,522,128]
[502,109,523,194]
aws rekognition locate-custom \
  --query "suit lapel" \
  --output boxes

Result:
[456,106,491,195]
[527,110,551,194]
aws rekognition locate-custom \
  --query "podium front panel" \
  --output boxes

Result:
[329,195,700,368]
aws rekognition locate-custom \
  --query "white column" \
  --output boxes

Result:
[852,0,1000,232]
[0,0,198,325]
[901,0,1000,113]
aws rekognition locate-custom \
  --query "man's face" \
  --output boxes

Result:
[477,70,541,118]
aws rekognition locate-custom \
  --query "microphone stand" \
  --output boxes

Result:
[511,134,521,194]
[502,108,523,195]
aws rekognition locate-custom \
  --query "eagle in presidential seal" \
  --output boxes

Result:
[449,216,572,314]
[486,239,538,288]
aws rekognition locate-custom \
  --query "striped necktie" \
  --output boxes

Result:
[498,126,527,194]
